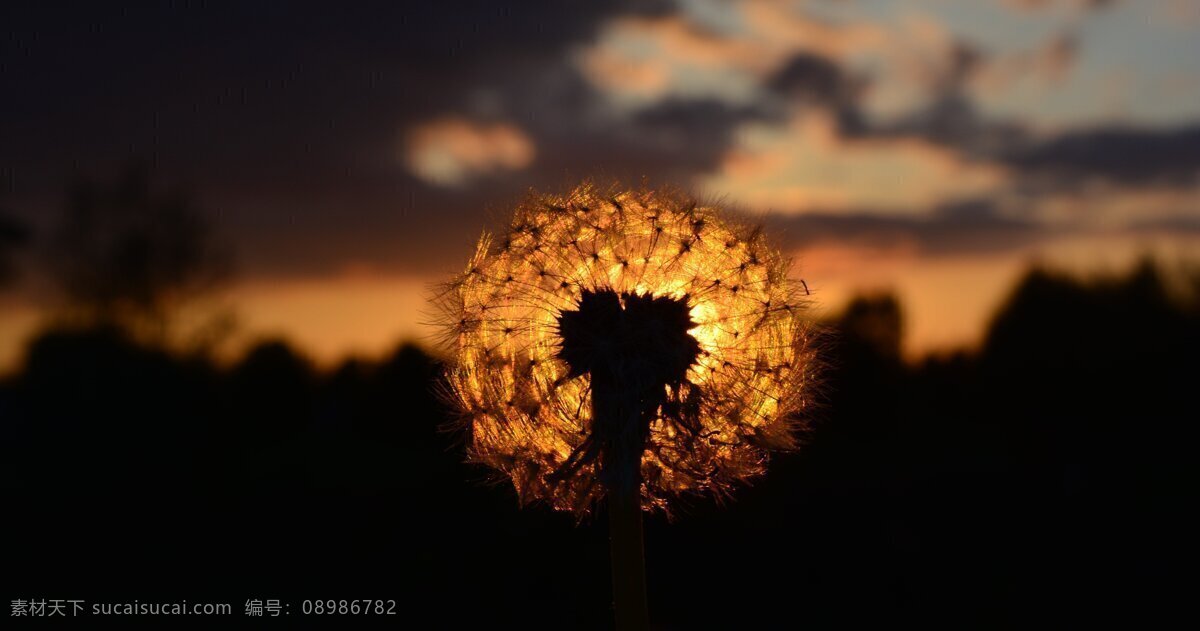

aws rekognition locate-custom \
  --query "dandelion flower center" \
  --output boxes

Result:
[555,289,702,494]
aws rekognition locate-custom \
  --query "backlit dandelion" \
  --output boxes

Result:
[437,182,815,507]
[435,182,816,628]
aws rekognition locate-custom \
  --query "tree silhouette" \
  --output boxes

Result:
[45,165,230,341]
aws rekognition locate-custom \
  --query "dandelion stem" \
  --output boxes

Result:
[608,473,649,631]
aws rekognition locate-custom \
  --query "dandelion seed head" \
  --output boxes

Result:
[435,183,815,514]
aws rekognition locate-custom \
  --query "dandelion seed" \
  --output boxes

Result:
[436,182,816,519]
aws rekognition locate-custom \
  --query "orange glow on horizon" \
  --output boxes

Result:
[1,231,1193,378]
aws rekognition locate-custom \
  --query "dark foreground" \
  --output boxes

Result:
[3,264,1195,628]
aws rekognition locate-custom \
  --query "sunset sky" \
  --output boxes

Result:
[2,0,1198,372]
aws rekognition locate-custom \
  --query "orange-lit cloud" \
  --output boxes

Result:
[701,112,1009,214]
[575,2,890,108]
[576,14,771,107]
[968,31,1078,103]
[578,0,1184,133]
[577,1,973,123]
[1001,0,1116,13]
[403,117,535,187]
[1031,184,1200,228]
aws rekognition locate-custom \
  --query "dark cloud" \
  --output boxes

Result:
[766,53,861,106]
[868,94,1030,159]
[1002,125,1200,187]
[623,99,769,169]
[0,1,672,179]
[1003,0,1118,11]
[0,1,674,277]
[761,199,1047,257]
[849,38,1034,158]
[937,41,986,94]
[1127,215,1200,236]
[762,39,1032,160]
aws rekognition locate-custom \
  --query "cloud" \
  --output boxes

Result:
[1003,123,1200,186]
[403,117,536,187]
[1001,0,1118,13]
[735,0,891,59]
[575,0,1062,133]
[870,93,1031,161]
[968,30,1079,100]
[575,14,769,108]
[754,176,1199,262]
[1027,184,1200,229]
[625,98,767,164]
[700,112,1010,214]
[6,0,1197,286]
[1128,215,1200,235]
[2,1,677,278]
[765,52,861,107]
[574,1,897,111]
[762,198,1044,257]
